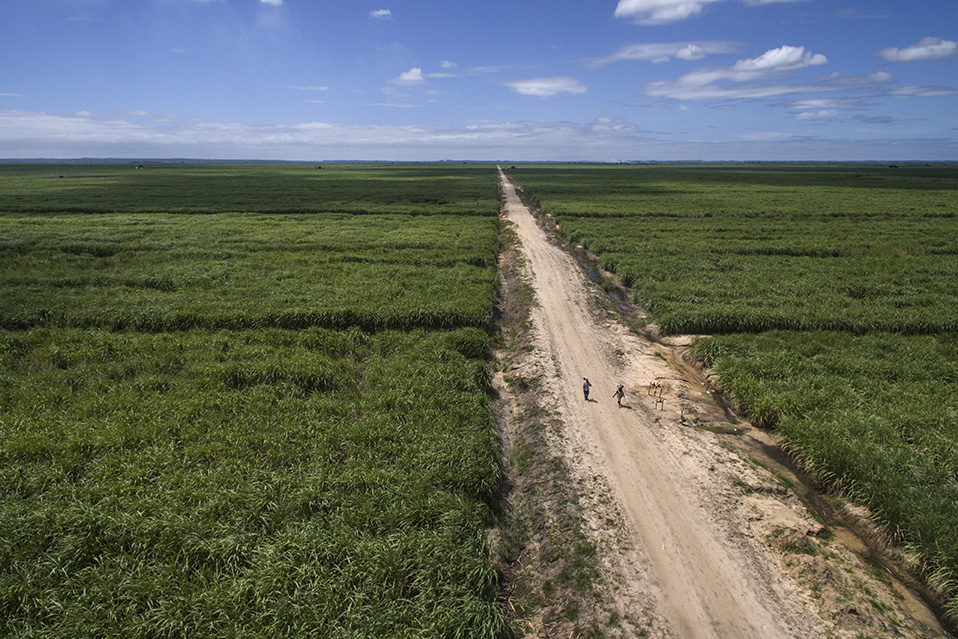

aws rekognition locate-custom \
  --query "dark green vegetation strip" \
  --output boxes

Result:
[0,163,496,216]
[511,163,958,619]
[516,164,958,335]
[0,164,508,637]
[0,213,498,332]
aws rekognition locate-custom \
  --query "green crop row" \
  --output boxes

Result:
[511,164,957,220]
[0,163,499,216]
[0,326,505,637]
[513,165,958,337]
[566,214,958,335]
[0,212,499,332]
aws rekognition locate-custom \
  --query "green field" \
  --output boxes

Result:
[0,212,497,332]
[0,163,495,216]
[7,161,958,631]
[0,163,508,637]
[510,163,958,618]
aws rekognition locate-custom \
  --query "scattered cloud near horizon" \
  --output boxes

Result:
[5,108,953,162]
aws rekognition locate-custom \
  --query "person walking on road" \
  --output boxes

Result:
[613,384,625,408]
[583,377,592,400]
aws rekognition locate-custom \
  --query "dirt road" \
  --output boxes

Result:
[496,167,951,639]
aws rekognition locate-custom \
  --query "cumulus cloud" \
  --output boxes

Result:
[614,0,723,25]
[646,45,829,100]
[878,37,958,62]
[440,60,457,69]
[370,9,392,19]
[505,77,588,97]
[392,68,424,85]
[730,45,827,75]
[260,0,283,6]
[646,45,828,100]
[614,0,805,24]
[589,41,738,65]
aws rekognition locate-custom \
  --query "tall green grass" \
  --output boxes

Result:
[0,327,506,637]
[1,163,509,637]
[0,213,499,332]
[513,165,958,336]
[691,331,958,614]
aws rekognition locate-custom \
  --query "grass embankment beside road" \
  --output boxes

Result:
[510,163,958,619]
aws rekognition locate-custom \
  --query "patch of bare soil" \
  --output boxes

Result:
[492,168,953,639]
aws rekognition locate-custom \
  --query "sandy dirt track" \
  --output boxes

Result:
[495,167,952,639]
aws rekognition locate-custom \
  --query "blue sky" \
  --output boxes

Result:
[2,0,957,161]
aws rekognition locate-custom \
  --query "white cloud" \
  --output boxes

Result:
[589,41,738,65]
[614,0,807,24]
[646,45,829,100]
[370,9,392,19]
[614,0,723,25]
[392,68,424,85]
[648,70,894,102]
[591,117,638,133]
[890,85,958,98]
[792,109,839,120]
[260,0,283,6]
[440,60,457,69]
[2,109,956,162]
[278,85,329,92]
[505,77,588,97]
[878,37,958,62]
[783,97,869,111]
[729,45,827,75]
